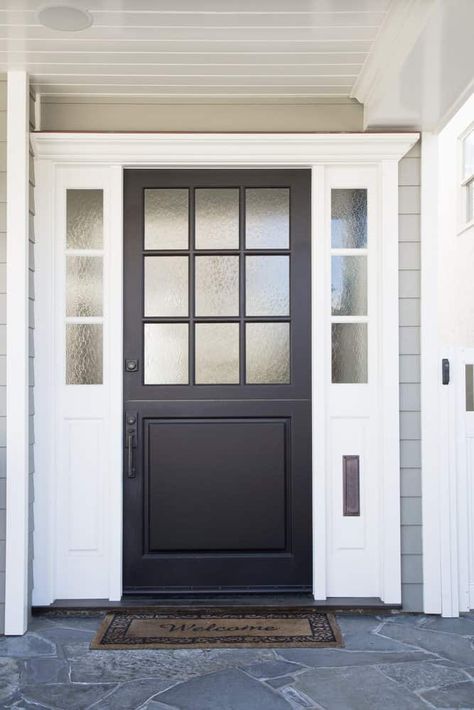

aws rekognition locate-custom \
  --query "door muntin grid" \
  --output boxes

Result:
[142,185,292,387]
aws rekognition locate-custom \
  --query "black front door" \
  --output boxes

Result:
[123,169,312,594]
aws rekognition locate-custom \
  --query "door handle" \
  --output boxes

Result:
[125,411,138,479]
[127,433,136,478]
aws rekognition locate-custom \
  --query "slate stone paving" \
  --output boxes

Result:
[0,611,472,709]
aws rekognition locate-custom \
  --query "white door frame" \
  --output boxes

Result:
[24,131,417,617]
[421,93,474,617]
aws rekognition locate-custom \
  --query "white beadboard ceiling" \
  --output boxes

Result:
[0,0,393,101]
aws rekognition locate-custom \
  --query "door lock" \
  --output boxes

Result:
[125,359,139,373]
[125,410,138,478]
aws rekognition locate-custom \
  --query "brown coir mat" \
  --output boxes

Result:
[90,607,343,650]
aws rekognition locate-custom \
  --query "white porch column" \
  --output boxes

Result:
[5,71,30,634]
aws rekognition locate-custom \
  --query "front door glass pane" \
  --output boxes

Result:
[246,255,289,316]
[245,188,289,249]
[331,255,367,316]
[332,323,368,383]
[195,256,239,317]
[195,189,239,249]
[144,189,189,250]
[66,255,103,317]
[144,256,188,317]
[331,189,367,248]
[66,189,103,249]
[246,322,290,384]
[195,323,239,384]
[144,323,189,384]
[66,323,103,385]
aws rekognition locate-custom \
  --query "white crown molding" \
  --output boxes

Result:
[31,132,419,165]
[351,0,436,110]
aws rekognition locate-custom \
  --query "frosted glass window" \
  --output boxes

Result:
[195,189,239,249]
[331,255,367,316]
[195,323,239,384]
[144,256,188,317]
[66,189,103,249]
[195,256,239,317]
[466,365,474,411]
[66,255,103,317]
[246,322,290,384]
[246,256,289,316]
[144,189,189,250]
[66,324,103,385]
[463,131,474,179]
[467,179,474,223]
[332,323,367,383]
[331,189,367,248]
[245,188,289,249]
[144,323,188,384]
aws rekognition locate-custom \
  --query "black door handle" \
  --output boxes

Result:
[125,411,138,478]
[127,433,136,478]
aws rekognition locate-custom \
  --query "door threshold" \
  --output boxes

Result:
[32,595,402,615]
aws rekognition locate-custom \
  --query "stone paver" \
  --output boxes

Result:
[377,660,471,690]
[22,682,116,709]
[156,668,292,709]
[420,680,474,707]
[0,612,472,708]
[293,665,428,709]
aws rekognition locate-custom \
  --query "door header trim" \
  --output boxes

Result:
[31,132,419,166]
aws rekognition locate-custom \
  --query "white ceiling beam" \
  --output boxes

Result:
[351,0,436,129]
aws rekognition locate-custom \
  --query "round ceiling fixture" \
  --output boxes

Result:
[37,5,92,31]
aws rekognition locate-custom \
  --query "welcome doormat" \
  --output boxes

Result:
[91,607,343,650]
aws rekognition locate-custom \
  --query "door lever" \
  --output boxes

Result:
[127,433,135,478]
[125,411,138,479]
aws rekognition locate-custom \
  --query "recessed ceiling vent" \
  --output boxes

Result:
[37,4,93,31]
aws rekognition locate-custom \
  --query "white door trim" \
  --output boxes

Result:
[29,131,418,608]
[5,71,30,635]
[420,132,443,614]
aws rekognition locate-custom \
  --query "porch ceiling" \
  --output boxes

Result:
[0,0,392,103]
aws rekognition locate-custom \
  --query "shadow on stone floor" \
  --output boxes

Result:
[0,612,472,709]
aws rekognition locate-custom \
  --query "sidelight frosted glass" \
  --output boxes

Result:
[466,365,474,411]
[195,323,239,384]
[331,189,367,248]
[195,189,239,249]
[66,255,103,317]
[195,256,239,317]
[331,255,367,316]
[66,189,103,249]
[144,189,189,250]
[246,322,290,384]
[66,324,103,385]
[144,323,188,384]
[245,188,289,249]
[246,255,289,316]
[144,256,188,317]
[332,323,367,383]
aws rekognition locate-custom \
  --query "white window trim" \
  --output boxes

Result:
[22,132,418,621]
[458,122,474,235]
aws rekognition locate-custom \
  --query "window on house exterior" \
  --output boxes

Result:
[462,130,474,225]
[330,188,368,383]
[65,189,104,385]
